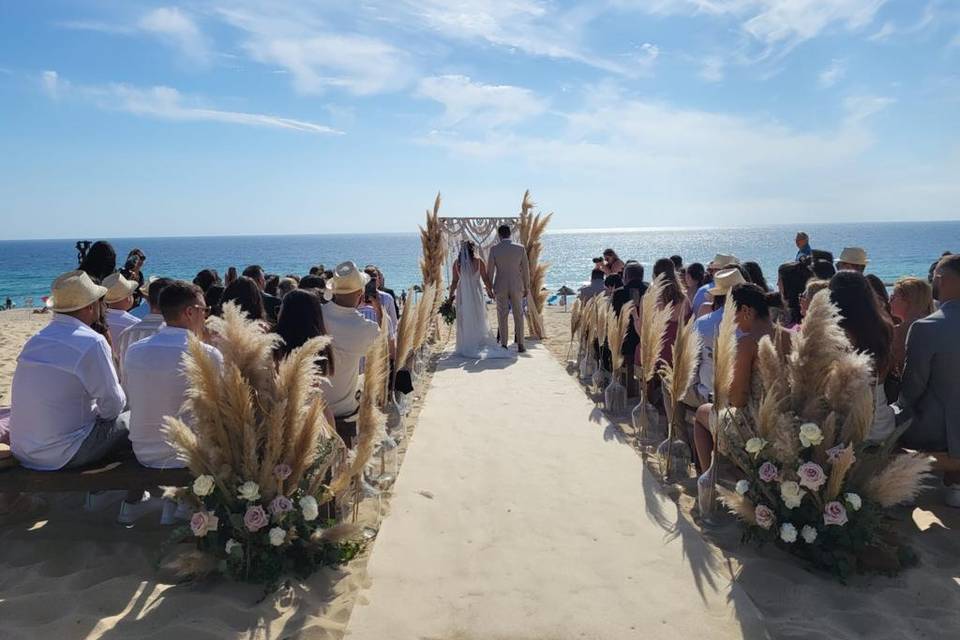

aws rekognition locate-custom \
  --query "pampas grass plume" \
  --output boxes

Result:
[713,295,737,409]
[864,453,935,507]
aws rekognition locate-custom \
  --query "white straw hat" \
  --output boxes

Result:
[139,275,159,297]
[708,254,740,270]
[102,272,140,304]
[324,261,370,300]
[708,268,747,295]
[46,270,108,313]
[837,247,868,266]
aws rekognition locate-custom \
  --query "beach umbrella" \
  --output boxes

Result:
[557,286,576,310]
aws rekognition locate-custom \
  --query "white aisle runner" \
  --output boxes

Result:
[346,346,768,640]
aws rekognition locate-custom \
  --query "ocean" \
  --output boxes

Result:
[1,221,956,306]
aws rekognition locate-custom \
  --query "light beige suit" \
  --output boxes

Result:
[487,238,531,347]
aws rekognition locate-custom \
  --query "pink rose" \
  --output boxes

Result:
[273,464,292,481]
[758,461,779,483]
[268,495,294,517]
[190,510,219,537]
[244,505,269,532]
[797,462,827,491]
[823,501,848,526]
[754,504,776,530]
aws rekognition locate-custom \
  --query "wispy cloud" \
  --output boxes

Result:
[416,75,547,128]
[138,7,212,65]
[818,59,846,88]
[699,55,726,82]
[40,70,340,134]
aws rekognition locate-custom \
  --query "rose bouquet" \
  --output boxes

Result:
[714,291,933,580]
[438,295,456,326]
[160,303,382,588]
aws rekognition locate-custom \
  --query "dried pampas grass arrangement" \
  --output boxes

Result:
[517,190,551,340]
[395,288,417,369]
[604,302,633,413]
[637,275,673,385]
[419,192,446,289]
[863,453,934,507]
[658,314,700,478]
[713,295,737,411]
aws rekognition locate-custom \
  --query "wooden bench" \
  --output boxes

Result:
[0,451,191,494]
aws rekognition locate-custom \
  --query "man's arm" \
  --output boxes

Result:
[519,247,531,295]
[80,338,127,419]
[896,321,934,415]
[487,247,498,291]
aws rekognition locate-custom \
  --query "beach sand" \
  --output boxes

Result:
[1,306,958,638]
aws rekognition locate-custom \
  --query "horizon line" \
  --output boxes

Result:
[2,218,959,243]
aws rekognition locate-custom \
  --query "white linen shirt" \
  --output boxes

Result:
[115,312,165,378]
[123,326,223,468]
[106,308,141,350]
[10,314,126,470]
[322,303,380,417]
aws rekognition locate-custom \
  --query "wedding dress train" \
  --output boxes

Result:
[454,248,515,360]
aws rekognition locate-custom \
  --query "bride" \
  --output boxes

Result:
[450,241,514,360]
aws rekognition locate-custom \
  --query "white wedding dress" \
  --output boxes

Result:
[454,248,515,360]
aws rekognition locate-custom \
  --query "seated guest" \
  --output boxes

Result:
[299,274,327,293]
[693,254,739,318]
[364,267,399,331]
[684,262,708,312]
[890,277,935,380]
[603,273,623,296]
[795,231,813,262]
[811,258,836,280]
[321,262,381,421]
[124,281,222,469]
[836,247,868,273]
[277,277,298,298]
[799,279,830,321]
[78,240,117,282]
[578,268,606,303]
[637,258,690,367]
[866,273,893,318]
[265,274,280,297]
[366,265,400,319]
[102,272,141,347]
[601,249,625,276]
[693,282,774,471]
[612,262,646,393]
[225,266,238,287]
[205,283,224,317]
[896,255,960,503]
[670,255,683,271]
[222,275,267,322]
[192,269,220,293]
[743,261,770,291]
[243,265,281,320]
[776,261,812,330]
[309,265,324,276]
[116,276,173,374]
[689,268,746,407]
[830,272,895,441]
[10,271,127,470]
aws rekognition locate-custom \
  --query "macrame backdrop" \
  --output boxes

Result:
[438,217,518,278]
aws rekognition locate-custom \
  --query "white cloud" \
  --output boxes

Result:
[868,21,896,42]
[416,75,546,128]
[842,95,894,122]
[818,59,846,88]
[699,56,726,82]
[56,20,136,35]
[138,7,212,65]
[40,71,340,134]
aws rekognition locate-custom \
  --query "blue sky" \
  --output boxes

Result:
[1,1,958,239]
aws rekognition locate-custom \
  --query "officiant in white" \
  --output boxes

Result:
[448,240,515,360]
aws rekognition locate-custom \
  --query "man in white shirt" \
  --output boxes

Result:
[102,272,141,348]
[364,266,399,329]
[321,262,381,422]
[116,276,173,372]
[10,271,128,471]
[124,281,223,469]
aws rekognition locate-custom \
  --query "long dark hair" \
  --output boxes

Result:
[778,261,812,326]
[653,258,684,307]
[865,274,892,318]
[829,271,894,377]
[686,262,707,289]
[78,240,117,282]
[274,289,335,375]
[743,261,769,291]
[193,269,221,293]
[221,275,265,321]
[460,241,477,264]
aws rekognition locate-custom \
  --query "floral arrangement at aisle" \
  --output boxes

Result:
[657,313,700,480]
[160,303,377,588]
[517,190,551,340]
[714,291,934,580]
[577,296,598,380]
[591,296,611,393]
[631,275,672,442]
[603,301,634,414]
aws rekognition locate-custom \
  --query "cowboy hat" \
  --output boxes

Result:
[837,247,868,266]
[324,261,370,300]
[139,275,159,297]
[102,272,139,304]
[46,270,108,313]
[708,268,747,295]
[707,254,740,270]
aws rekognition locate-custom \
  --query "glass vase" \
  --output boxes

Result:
[697,453,719,526]
[604,380,627,414]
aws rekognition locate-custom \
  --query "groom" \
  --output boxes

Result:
[486,225,531,353]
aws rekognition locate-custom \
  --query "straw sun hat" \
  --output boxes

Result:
[708,268,747,295]
[708,254,740,270]
[323,261,370,300]
[102,272,140,304]
[837,247,868,266]
[46,270,108,313]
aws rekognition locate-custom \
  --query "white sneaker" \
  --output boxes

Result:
[944,485,960,508]
[117,493,162,525]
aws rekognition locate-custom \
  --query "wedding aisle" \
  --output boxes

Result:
[345,345,769,639]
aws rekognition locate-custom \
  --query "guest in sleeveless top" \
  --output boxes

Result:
[776,261,812,331]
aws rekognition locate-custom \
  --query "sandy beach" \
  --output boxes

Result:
[2,306,959,638]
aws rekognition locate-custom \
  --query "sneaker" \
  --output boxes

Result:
[945,485,960,508]
[117,494,162,526]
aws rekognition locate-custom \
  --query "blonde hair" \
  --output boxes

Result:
[804,279,830,299]
[893,277,934,316]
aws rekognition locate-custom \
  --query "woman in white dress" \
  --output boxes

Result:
[449,241,514,360]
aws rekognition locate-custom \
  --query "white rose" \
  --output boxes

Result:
[225,539,242,555]
[779,522,797,543]
[798,422,824,448]
[779,481,806,509]
[745,437,767,456]
[735,479,750,496]
[193,474,215,497]
[844,492,862,511]
[268,527,287,547]
[237,480,261,502]
[300,495,319,522]
[801,525,818,544]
